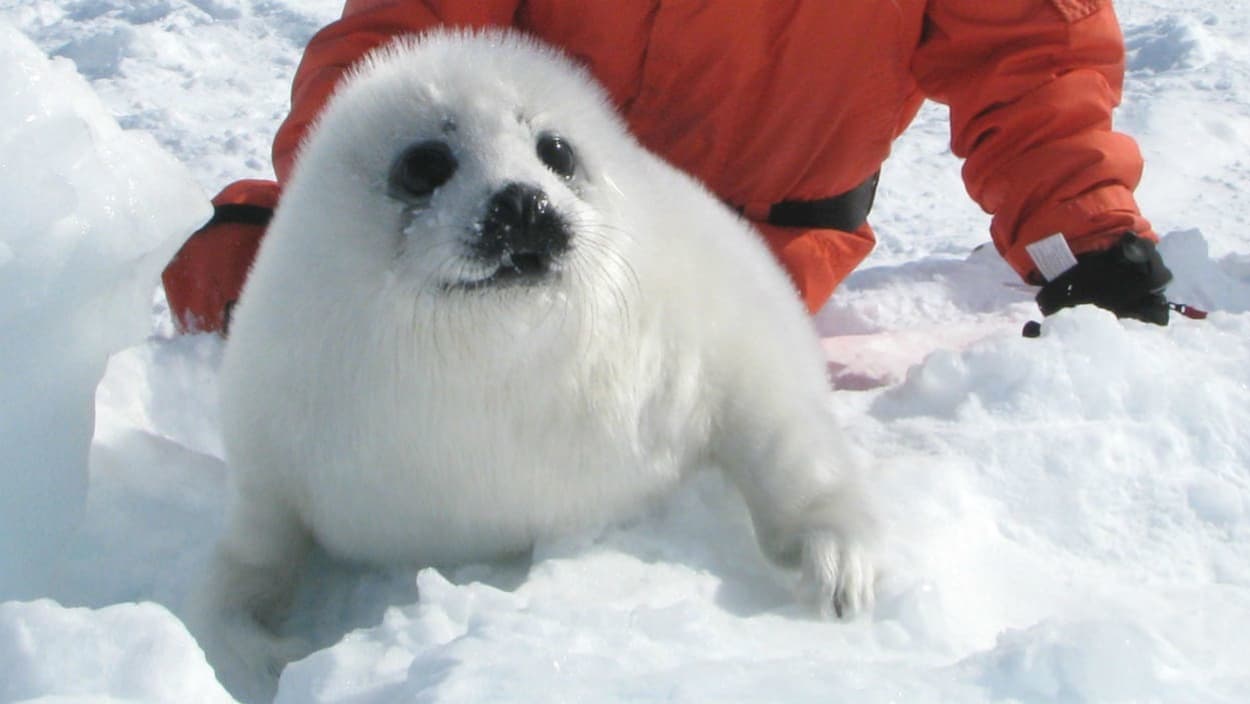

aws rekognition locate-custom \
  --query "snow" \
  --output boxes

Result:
[0,20,209,601]
[1,1,1248,702]
[0,599,234,703]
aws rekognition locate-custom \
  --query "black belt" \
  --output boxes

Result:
[764,170,879,232]
[206,203,275,228]
[205,175,880,234]
[207,175,880,234]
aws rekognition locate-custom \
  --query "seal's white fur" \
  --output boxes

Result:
[192,30,877,698]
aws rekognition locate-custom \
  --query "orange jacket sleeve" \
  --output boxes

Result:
[913,0,1154,283]
[271,0,521,182]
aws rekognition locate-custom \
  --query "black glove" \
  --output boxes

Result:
[1035,233,1173,325]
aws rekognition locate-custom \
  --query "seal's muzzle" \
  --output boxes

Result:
[475,183,571,278]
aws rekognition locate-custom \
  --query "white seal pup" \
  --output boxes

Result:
[192,29,877,697]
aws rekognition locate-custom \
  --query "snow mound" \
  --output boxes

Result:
[1160,228,1250,313]
[963,618,1195,702]
[872,302,1250,564]
[0,21,210,599]
[855,242,1250,696]
[0,599,234,703]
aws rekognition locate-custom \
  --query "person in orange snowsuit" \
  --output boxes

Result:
[162,0,1176,335]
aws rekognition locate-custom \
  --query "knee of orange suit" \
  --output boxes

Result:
[162,220,266,334]
[754,222,876,314]
[161,180,279,335]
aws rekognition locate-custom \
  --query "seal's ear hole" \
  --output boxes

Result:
[537,133,576,180]
[389,141,457,200]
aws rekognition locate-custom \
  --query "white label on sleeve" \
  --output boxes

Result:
[1026,233,1079,281]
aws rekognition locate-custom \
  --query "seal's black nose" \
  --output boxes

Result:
[478,183,570,268]
[486,183,547,232]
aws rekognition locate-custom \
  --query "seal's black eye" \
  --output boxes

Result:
[389,141,457,199]
[537,133,576,179]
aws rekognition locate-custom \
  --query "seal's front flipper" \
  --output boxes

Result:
[185,488,312,701]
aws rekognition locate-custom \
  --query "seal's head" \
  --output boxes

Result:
[276,30,635,302]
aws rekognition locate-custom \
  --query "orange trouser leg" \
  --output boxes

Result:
[755,222,877,314]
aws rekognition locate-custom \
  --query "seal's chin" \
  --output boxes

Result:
[449,252,561,292]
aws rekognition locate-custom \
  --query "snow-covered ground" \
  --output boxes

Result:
[2,1,1248,702]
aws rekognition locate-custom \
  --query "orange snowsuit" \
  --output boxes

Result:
[163,0,1154,333]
